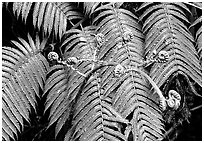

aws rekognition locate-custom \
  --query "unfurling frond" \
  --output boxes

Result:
[48,51,59,61]
[44,26,97,138]
[2,34,49,140]
[166,90,181,110]
[138,2,202,88]
[90,4,165,140]
[3,2,201,141]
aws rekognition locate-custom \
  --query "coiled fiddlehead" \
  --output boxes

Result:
[48,51,59,61]
[166,90,181,110]
[114,64,125,77]
[157,50,169,63]
[95,33,106,47]
[123,30,133,43]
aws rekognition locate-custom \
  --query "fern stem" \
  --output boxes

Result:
[183,2,202,10]
[71,18,87,30]
[69,20,75,26]
[161,121,182,141]
[190,105,202,112]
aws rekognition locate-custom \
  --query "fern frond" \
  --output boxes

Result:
[92,3,143,108]
[90,4,165,141]
[110,70,165,140]
[11,2,83,39]
[138,2,202,87]
[44,41,95,138]
[83,2,101,17]
[60,26,97,109]
[43,64,69,127]
[47,26,97,137]
[2,100,19,140]
[44,62,94,138]
[62,26,97,59]
[65,74,128,141]
[190,16,202,64]
[93,4,142,63]
[2,35,49,140]
[132,109,164,140]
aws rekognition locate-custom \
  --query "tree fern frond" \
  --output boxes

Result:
[2,127,11,141]
[2,35,49,140]
[52,61,93,136]
[65,74,128,141]
[83,2,101,17]
[43,60,91,138]
[190,16,202,64]
[2,118,15,140]
[110,70,165,140]
[48,28,98,134]
[2,100,19,140]
[138,2,202,87]
[2,1,203,141]
[13,2,23,19]
[140,4,191,35]
[196,27,202,63]
[170,2,192,15]
[61,25,97,102]
[93,4,143,62]
[3,71,31,123]
[13,2,31,22]
[89,4,165,141]
[11,2,83,39]
[21,2,32,23]
[62,26,97,59]
[133,110,164,140]
[2,87,24,128]
[43,64,69,116]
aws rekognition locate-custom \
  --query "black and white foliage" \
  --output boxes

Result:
[2,2,202,141]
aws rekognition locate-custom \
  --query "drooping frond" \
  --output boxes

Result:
[44,26,97,138]
[189,16,202,65]
[2,34,49,140]
[62,26,97,60]
[113,69,166,140]
[82,2,123,18]
[91,4,165,140]
[138,2,202,88]
[92,3,144,102]
[43,64,71,137]
[11,2,83,39]
[83,2,101,18]
[65,73,129,141]
[61,26,97,105]
[93,3,143,63]
[43,63,91,138]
